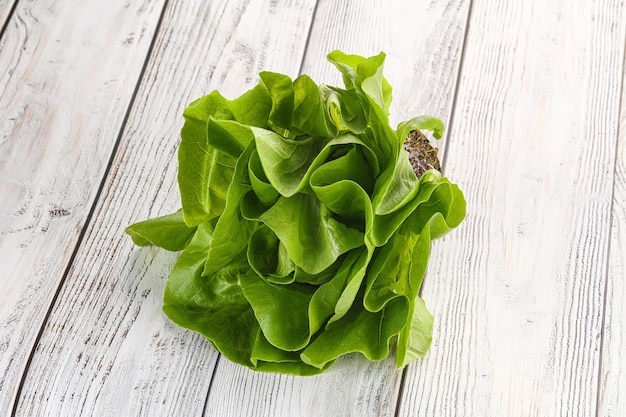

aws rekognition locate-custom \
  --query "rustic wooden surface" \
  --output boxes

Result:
[0,0,167,413]
[1,0,625,416]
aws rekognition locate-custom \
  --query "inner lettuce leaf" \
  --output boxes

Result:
[126,51,466,376]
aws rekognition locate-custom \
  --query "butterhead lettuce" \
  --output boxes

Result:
[127,51,465,375]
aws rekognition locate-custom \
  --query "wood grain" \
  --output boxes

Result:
[0,0,166,414]
[597,52,626,417]
[398,0,626,416]
[13,0,318,415]
[205,355,403,417]
[203,1,471,416]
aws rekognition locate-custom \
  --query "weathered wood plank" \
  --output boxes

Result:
[597,54,626,417]
[0,0,166,414]
[398,0,626,416]
[203,1,471,416]
[13,0,317,416]
[205,356,403,417]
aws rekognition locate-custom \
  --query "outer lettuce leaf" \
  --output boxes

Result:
[162,221,259,367]
[365,210,434,367]
[127,50,466,376]
[178,84,271,226]
[301,292,408,369]
[370,171,463,247]
[249,331,336,375]
[397,295,434,368]
[125,209,196,251]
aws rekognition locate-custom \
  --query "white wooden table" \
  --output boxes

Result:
[1,0,625,415]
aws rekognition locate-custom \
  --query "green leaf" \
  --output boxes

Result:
[322,85,367,133]
[293,74,334,138]
[370,171,466,247]
[203,145,256,275]
[250,330,334,376]
[394,223,434,367]
[247,224,295,284]
[364,207,435,367]
[126,209,196,251]
[178,96,235,225]
[243,192,364,274]
[248,149,280,206]
[307,247,370,333]
[163,222,259,368]
[397,115,445,141]
[327,50,395,167]
[396,296,434,368]
[178,84,271,226]
[206,118,256,159]
[224,82,273,127]
[301,291,408,368]
[239,275,315,351]
[260,71,295,136]
[253,128,325,197]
